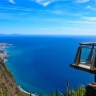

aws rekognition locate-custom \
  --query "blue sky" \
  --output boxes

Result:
[0,0,96,35]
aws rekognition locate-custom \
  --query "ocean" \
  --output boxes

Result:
[0,35,95,95]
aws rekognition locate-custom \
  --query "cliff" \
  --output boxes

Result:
[0,60,29,96]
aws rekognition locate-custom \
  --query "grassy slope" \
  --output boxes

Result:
[0,61,29,96]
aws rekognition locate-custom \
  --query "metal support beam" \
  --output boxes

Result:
[87,45,94,61]
[90,51,96,70]
[74,45,82,66]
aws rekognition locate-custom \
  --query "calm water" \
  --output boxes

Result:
[0,35,95,95]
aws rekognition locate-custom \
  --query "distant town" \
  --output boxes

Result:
[0,43,12,61]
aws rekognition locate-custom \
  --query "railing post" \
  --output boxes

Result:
[74,45,82,66]
[90,51,96,70]
[87,45,94,61]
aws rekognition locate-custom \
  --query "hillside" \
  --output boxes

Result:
[0,60,29,96]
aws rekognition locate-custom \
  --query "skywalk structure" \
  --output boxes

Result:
[70,42,96,74]
[70,42,96,96]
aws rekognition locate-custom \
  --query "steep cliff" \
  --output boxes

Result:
[0,60,29,96]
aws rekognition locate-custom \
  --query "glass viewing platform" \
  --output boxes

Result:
[70,42,96,74]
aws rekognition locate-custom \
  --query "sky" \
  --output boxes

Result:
[0,0,96,35]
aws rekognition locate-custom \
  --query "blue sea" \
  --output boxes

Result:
[0,35,95,95]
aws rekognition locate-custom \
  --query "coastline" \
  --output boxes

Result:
[0,43,37,96]
[18,86,30,94]
[18,86,37,96]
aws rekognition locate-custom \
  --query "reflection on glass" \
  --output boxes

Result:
[80,46,95,65]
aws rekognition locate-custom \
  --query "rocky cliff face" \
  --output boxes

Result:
[0,60,29,96]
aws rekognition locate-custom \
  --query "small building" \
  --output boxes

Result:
[70,42,96,74]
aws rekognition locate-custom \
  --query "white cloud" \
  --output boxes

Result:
[75,0,90,3]
[86,6,96,11]
[32,0,90,6]
[82,16,96,21]
[9,0,15,4]
[39,1,51,7]
[29,0,54,6]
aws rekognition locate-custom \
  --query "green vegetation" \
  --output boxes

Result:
[65,86,85,96]
[49,86,86,96]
